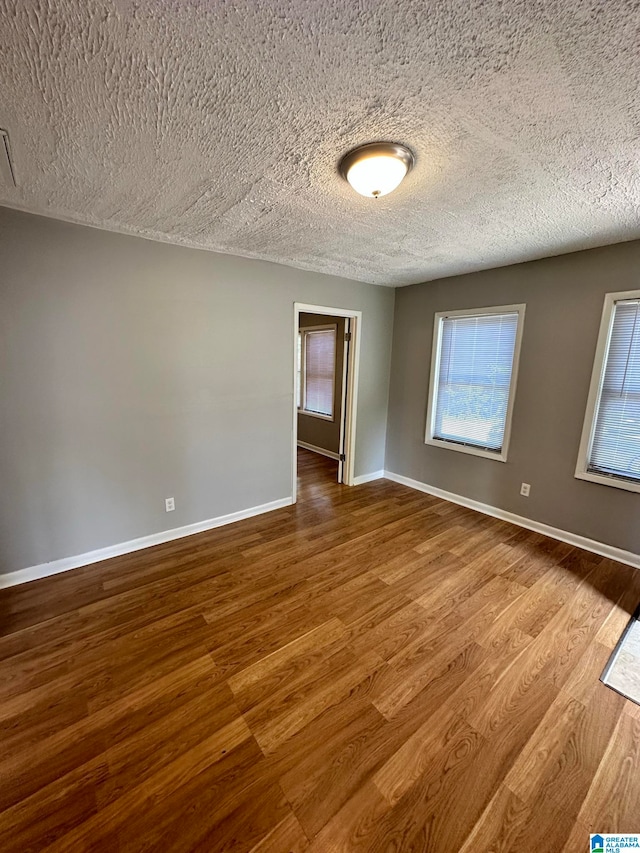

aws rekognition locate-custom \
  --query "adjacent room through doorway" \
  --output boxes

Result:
[293,303,361,499]
[296,446,339,498]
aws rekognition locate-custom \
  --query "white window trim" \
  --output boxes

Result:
[298,323,337,422]
[424,303,526,462]
[575,289,640,495]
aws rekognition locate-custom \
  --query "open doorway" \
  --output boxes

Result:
[292,303,361,502]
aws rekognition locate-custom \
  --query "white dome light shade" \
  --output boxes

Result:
[340,142,414,199]
[345,155,407,198]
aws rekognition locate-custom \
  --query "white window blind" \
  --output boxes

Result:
[303,328,335,417]
[432,311,520,453]
[587,299,640,482]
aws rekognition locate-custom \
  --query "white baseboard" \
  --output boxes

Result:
[353,470,385,485]
[8,471,637,589]
[384,471,640,571]
[0,497,293,590]
[297,441,339,460]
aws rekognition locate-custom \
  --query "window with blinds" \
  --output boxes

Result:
[577,294,640,491]
[426,306,525,461]
[298,326,336,419]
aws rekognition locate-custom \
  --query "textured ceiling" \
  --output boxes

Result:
[1,0,639,286]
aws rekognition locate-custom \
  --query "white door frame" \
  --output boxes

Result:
[293,303,362,503]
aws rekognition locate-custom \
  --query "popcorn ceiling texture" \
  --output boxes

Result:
[0,0,639,286]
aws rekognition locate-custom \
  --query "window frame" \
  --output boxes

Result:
[424,303,526,462]
[575,289,640,494]
[297,323,338,422]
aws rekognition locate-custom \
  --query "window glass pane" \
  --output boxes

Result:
[588,300,640,481]
[433,312,519,451]
[304,329,335,417]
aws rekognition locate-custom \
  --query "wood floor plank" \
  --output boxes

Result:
[158,780,291,853]
[114,736,270,852]
[275,695,386,838]
[314,714,486,852]
[503,689,586,803]
[562,640,614,705]
[595,573,640,649]
[248,810,309,852]
[457,783,532,853]
[0,448,637,851]
[305,780,392,852]
[227,617,349,708]
[45,718,254,851]
[499,535,574,587]
[536,683,625,819]
[246,648,384,755]
[562,819,595,853]
[0,654,219,813]
[391,685,559,853]
[373,711,483,807]
[372,575,526,720]
[576,710,640,833]
[493,563,586,639]
[96,680,243,809]
[458,782,576,853]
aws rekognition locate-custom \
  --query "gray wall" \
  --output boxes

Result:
[386,240,640,555]
[297,312,345,455]
[0,207,394,575]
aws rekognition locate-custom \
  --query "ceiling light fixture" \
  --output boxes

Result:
[340,141,414,199]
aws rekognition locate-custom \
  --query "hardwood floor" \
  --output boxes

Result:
[0,448,639,851]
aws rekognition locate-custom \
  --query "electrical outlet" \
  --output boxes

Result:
[520,483,530,497]
[165,497,175,512]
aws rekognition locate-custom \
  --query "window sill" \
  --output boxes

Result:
[424,436,507,462]
[575,469,640,495]
[298,409,335,423]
